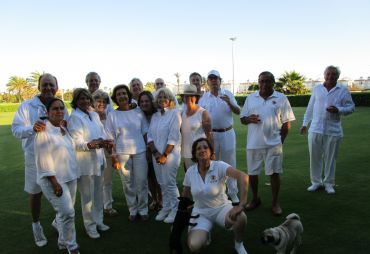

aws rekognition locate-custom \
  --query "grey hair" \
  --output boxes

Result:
[154,87,176,109]
[324,65,341,78]
[85,72,101,83]
[92,89,110,104]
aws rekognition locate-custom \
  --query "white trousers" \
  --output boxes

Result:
[152,148,180,212]
[118,152,149,216]
[103,153,116,210]
[39,178,78,251]
[78,174,104,232]
[308,132,342,187]
[213,129,238,196]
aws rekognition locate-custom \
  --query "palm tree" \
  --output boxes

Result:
[27,71,44,87]
[174,72,181,93]
[6,76,33,102]
[276,71,308,95]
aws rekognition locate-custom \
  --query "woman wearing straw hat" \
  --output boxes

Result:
[180,84,213,171]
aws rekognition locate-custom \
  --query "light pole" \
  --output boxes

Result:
[229,37,237,94]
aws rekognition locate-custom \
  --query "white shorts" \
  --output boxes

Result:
[247,144,283,175]
[189,203,233,233]
[24,153,41,194]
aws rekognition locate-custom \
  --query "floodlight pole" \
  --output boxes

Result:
[230,37,237,94]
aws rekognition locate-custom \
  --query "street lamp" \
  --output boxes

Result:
[229,37,237,94]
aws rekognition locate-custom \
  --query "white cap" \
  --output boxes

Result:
[207,70,221,78]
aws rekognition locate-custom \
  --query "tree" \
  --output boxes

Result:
[248,82,259,91]
[6,76,34,102]
[276,71,309,95]
[174,72,181,93]
[27,71,44,87]
[144,82,155,93]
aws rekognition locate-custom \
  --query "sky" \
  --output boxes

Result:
[1,0,369,92]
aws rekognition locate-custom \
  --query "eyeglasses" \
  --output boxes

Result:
[156,83,164,85]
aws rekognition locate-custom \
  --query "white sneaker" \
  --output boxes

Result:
[32,222,47,247]
[155,209,170,221]
[163,210,177,224]
[229,193,240,203]
[307,183,322,192]
[235,241,248,254]
[97,223,110,231]
[325,185,335,194]
[86,229,100,239]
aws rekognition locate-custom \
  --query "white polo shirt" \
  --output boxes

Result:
[240,91,295,149]
[198,89,239,129]
[147,108,182,153]
[105,109,148,155]
[303,84,355,137]
[183,160,231,209]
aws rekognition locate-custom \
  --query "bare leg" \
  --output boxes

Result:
[30,192,42,222]
[187,230,208,253]
[249,175,259,201]
[270,173,282,215]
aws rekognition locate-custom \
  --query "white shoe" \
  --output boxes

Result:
[229,193,240,203]
[32,222,47,247]
[86,229,100,239]
[235,241,248,254]
[307,184,322,192]
[155,209,170,221]
[325,185,335,194]
[97,223,110,231]
[163,210,177,224]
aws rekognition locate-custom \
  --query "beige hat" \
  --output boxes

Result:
[181,84,200,96]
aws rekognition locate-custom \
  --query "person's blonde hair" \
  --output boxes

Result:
[154,87,176,109]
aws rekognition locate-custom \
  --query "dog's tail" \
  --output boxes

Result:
[286,213,300,221]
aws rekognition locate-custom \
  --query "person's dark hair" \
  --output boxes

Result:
[111,84,132,105]
[189,72,202,81]
[258,71,275,84]
[138,91,157,115]
[46,98,64,112]
[191,137,214,162]
[70,88,93,109]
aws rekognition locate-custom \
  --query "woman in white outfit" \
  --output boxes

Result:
[147,87,182,224]
[35,98,79,254]
[105,85,149,221]
[68,88,110,239]
[182,138,249,254]
[180,84,213,171]
[92,89,119,217]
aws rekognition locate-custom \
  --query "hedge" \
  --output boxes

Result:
[1,93,369,112]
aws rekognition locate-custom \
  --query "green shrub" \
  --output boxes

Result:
[0,103,20,112]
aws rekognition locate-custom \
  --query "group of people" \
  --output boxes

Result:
[11,65,354,254]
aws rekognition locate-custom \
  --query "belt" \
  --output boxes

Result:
[212,125,233,133]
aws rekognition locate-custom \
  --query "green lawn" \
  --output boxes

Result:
[0,108,369,254]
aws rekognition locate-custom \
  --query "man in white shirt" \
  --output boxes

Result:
[300,66,355,194]
[85,71,114,113]
[198,70,241,203]
[240,71,295,216]
[12,73,68,247]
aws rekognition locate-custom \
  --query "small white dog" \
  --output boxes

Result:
[261,213,303,254]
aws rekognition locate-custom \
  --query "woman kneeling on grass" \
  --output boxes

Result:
[35,98,79,254]
[182,138,249,254]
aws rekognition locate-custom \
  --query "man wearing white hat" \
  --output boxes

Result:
[198,70,241,203]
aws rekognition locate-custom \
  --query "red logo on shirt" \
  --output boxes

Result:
[210,175,217,183]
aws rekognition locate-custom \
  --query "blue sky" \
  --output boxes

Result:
[1,0,369,91]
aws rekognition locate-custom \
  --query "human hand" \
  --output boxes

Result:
[247,114,260,124]
[87,139,103,149]
[156,154,167,165]
[33,120,46,132]
[228,205,244,221]
[103,139,114,150]
[300,126,307,135]
[50,178,63,197]
[220,95,231,105]
[326,106,339,113]
[112,154,121,170]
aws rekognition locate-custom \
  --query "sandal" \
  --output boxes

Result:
[244,198,261,211]
[104,208,119,217]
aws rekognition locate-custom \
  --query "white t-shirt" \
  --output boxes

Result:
[35,121,78,184]
[105,109,148,155]
[147,108,182,153]
[181,107,206,158]
[240,91,295,149]
[183,160,231,209]
[198,89,239,129]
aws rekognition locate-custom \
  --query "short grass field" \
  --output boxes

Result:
[1,107,369,254]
